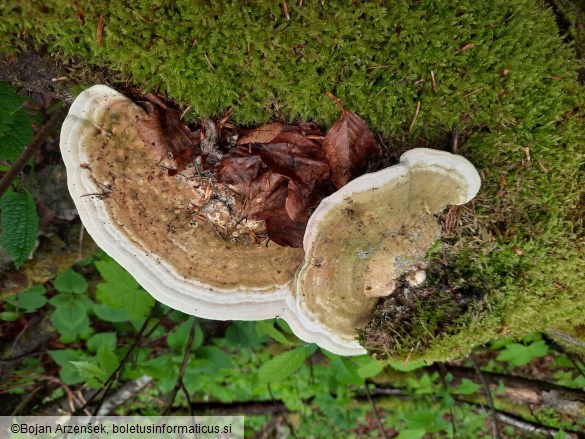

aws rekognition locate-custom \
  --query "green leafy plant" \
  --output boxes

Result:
[1,284,46,321]
[258,344,317,384]
[0,190,38,268]
[0,82,32,162]
[49,269,92,342]
[0,82,37,268]
[4,257,584,437]
[496,336,549,367]
[94,259,154,320]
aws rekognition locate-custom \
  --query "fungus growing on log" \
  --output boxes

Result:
[60,85,481,356]
[294,148,481,349]
[59,85,303,318]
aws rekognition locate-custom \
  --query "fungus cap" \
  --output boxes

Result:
[59,85,302,317]
[294,148,481,352]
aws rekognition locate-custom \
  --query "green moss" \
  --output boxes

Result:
[1,0,584,362]
[0,1,578,130]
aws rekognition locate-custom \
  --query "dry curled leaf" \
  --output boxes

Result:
[136,102,200,175]
[215,156,264,186]
[238,123,323,148]
[237,122,285,145]
[243,171,289,220]
[259,143,330,191]
[265,214,305,248]
[200,119,223,162]
[285,180,324,223]
[322,110,377,188]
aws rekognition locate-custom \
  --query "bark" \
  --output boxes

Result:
[446,365,585,421]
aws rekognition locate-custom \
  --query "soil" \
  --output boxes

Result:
[0,50,114,103]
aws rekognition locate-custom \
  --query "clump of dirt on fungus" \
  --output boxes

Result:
[358,275,485,361]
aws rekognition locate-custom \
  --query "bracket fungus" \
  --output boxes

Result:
[60,85,481,356]
[295,148,481,350]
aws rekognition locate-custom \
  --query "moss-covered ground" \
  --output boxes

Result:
[1,0,584,363]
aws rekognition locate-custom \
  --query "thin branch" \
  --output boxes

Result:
[566,352,585,382]
[446,364,585,400]
[180,381,193,418]
[408,100,421,132]
[75,305,164,415]
[326,91,345,112]
[0,105,68,198]
[470,355,502,439]
[92,308,167,415]
[253,416,282,439]
[471,405,573,438]
[179,391,576,438]
[189,400,288,416]
[96,376,153,416]
[436,363,457,438]
[364,382,388,439]
[252,345,298,439]
[451,124,459,154]
[163,317,197,415]
[527,404,554,439]
[268,383,297,439]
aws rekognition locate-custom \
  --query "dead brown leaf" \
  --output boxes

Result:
[238,123,324,149]
[136,102,200,175]
[259,143,330,191]
[243,171,289,220]
[322,109,377,188]
[265,214,305,248]
[215,156,264,186]
[285,180,324,223]
[237,123,285,145]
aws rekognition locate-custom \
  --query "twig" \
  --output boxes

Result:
[189,400,288,416]
[96,376,153,415]
[253,416,281,439]
[39,375,89,415]
[463,87,483,98]
[326,92,345,112]
[78,224,85,261]
[566,352,585,382]
[436,363,457,438]
[368,383,577,438]
[75,305,164,415]
[251,345,298,439]
[470,355,502,439]
[162,317,198,415]
[527,404,554,439]
[366,64,393,70]
[267,383,298,439]
[409,101,421,132]
[453,42,474,55]
[0,106,68,198]
[471,406,571,438]
[451,124,459,154]
[431,70,437,90]
[10,385,43,416]
[282,0,290,20]
[180,381,193,418]
[364,382,388,439]
[92,308,167,415]
[203,53,216,72]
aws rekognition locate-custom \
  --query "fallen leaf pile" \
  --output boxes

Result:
[135,93,378,247]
